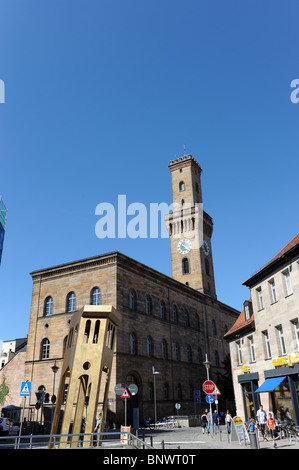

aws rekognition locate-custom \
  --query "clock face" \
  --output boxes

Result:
[177,238,192,254]
[202,240,210,256]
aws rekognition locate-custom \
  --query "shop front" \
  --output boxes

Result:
[256,363,299,426]
[238,372,260,422]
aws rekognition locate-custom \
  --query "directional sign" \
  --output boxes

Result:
[120,387,130,398]
[194,390,201,403]
[203,380,221,395]
[205,394,215,404]
[20,381,32,397]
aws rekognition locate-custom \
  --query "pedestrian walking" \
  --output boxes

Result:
[212,409,219,434]
[225,410,232,434]
[257,404,268,441]
[267,412,277,448]
[201,409,208,434]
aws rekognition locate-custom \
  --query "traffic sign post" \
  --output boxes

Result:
[18,381,32,448]
[205,394,215,404]
[202,380,221,395]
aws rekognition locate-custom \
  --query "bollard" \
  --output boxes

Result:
[249,431,259,449]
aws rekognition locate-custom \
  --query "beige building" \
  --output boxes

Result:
[225,233,299,425]
[1,155,239,428]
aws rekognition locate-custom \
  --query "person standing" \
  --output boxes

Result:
[267,412,277,448]
[212,409,219,434]
[201,409,208,434]
[225,410,232,434]
[257,405,268,441]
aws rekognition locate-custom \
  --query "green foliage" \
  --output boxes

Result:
[0,375,10,407]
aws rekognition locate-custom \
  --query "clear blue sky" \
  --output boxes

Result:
[0,0,298,341]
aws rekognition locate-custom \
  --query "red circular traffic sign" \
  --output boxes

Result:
[202,380,220,395]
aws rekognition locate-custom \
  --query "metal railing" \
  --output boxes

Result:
[0,430,155,450]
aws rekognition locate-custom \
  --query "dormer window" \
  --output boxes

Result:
[243,300,252,321]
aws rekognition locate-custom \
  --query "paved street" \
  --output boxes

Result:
[127,425,299,450]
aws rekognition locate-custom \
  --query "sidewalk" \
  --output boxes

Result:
[132,425,299,450]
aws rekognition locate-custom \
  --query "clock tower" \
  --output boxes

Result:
[165,154,216,298]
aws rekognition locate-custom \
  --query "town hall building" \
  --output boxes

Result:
[1,155,239,428]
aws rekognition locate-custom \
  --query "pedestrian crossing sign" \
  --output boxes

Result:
[20,381,32,397]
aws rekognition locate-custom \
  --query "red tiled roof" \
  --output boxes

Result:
[224,298,254,339]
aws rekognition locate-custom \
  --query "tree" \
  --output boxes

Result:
[0,375,10,407]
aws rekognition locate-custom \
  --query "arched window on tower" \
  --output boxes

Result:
[182,258,190,274]
[179,181,185,191]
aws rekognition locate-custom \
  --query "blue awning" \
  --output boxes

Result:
[255,376,286,393]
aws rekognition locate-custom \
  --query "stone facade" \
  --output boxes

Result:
[1,155,240,427]
[225,233,299,425]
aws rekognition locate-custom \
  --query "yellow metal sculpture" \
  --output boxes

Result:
[49,305,121,448]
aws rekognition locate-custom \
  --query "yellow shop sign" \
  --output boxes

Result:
[272,353,299,368]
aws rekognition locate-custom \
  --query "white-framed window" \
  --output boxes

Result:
[236,341,242,365]
[248,335,256,362]
[145,296,151,315]
[262,330,272,359]
[67,292,76,312]
[256,287,264,310]
[269,279,278,303]
[283,269,293,296]
[91,287,101,305]
[41,338,50,360]
[276,325,287,355]
[291,319,299,351]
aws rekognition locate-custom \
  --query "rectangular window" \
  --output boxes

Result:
[269,279,278,303]
[276,325,287,355]
[236,341,242,365]
[291,319,299,351]
[256,287,264,310]
[262,330,272,359]
[283,269,293,296]
[248,336,256,362]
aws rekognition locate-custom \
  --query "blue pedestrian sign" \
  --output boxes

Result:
[194,390,201,403]
[205,394,215,404]
[20,381,32,397]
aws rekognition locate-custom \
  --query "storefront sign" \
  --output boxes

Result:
[272,353,299,368]
[232,416,250,445]
[242,365,250,374]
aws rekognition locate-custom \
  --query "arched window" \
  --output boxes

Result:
[63,336,68,355]
[129,289,136,311]
[161,339,168,359]
[129,333,136,355]
[67,292,76,312]
[174,343,180,361]
[91,287,101,305]
[145,296,152,315]
[41,338,50,360]
[182,258,190,274]
[159,300,166,320]
[146,337,153,357]
[44,297,53,316]
[195,314,200,330]
[172,305,178,323]
[177,383,182,400]
[179,181,185,191]
[184,309,190,327]
[212,319,217,336]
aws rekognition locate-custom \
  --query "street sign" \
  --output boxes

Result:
[202,380,221,395]
[205,394,215,404]
[194,390,201,403]
[20,381,32,397]
[120,387,130,398]
[128,384,138,396]
[115,384,125,396]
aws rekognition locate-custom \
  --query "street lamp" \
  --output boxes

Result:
[152,366,160,426]
[203,354,213,435]
[50,359,59,429]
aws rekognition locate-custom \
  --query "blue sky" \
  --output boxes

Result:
[0,0,298,341]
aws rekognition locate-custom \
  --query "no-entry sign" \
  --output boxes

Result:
[202,380,221,395]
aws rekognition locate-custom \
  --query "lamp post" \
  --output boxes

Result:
[50,360,59,429]
[203,354,213,436]
[152,366,160,426]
